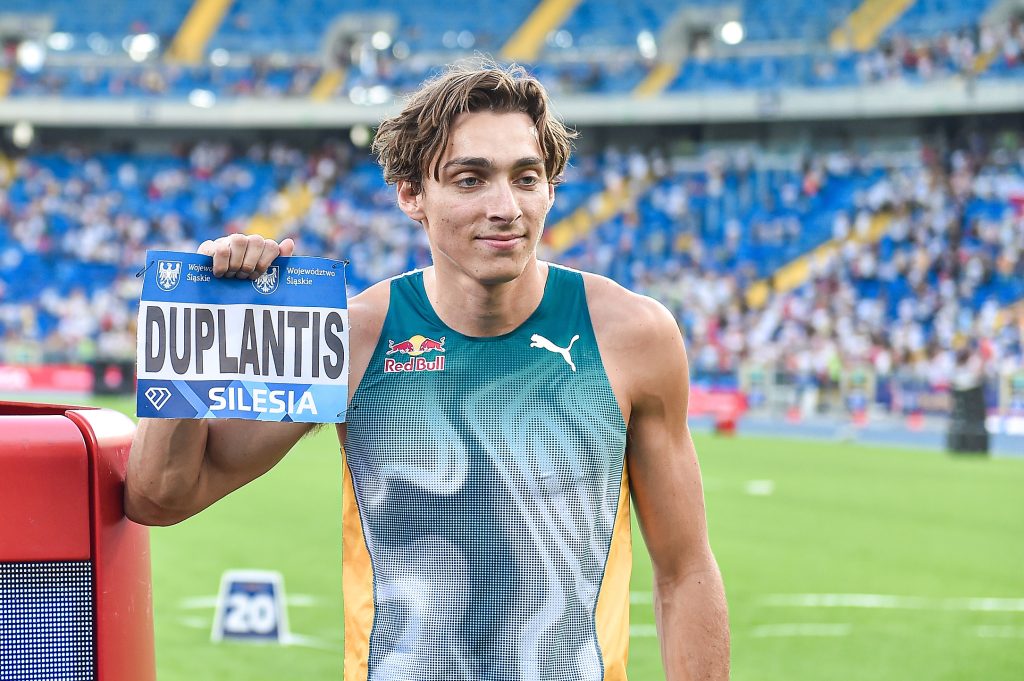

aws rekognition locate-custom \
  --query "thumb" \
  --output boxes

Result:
[279,238,296,256]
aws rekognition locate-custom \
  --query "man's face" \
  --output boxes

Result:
[397,111,555,286]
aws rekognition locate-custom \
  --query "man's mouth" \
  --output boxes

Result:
[477,234,526,249]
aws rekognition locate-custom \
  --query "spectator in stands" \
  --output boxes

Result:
[1,134,1021,410]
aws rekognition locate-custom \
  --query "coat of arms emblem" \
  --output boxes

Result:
[252,266,280,295]
[157,260,181,291]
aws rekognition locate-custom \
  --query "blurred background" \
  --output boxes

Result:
[0,1,1022,679]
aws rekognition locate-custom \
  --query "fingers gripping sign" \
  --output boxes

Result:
[198,236,295,280]
[229,235,262,280]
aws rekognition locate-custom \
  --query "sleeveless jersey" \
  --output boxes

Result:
[342,265,631,681]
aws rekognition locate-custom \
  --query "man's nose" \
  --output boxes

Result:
[487,181,522,224]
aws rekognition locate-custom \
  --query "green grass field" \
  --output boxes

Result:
[33,396,1024,679]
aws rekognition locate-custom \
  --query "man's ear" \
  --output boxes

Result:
[397,180,425,222]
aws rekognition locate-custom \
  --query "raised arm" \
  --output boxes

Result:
[125,418,314,526]
[125,235,311,526]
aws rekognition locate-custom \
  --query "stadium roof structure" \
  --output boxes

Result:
[1,77,1023,128]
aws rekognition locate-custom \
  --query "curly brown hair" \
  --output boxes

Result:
[372,61,576,193]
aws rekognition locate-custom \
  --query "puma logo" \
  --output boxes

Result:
[530,333,580,372]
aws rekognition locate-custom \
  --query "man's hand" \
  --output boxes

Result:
[198,235,295,280]
[127,234,306,527]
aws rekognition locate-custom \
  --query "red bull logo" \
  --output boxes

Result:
[384,334,446,373]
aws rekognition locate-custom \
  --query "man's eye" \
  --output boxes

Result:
[457,177,481,187]
[517,175,539,186]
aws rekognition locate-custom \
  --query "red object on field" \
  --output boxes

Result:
[689,387,747,435]
[0,401,155,681]
[714,411,738,435]
[851,408,869,426]
[786,405,802,423]
[689,387,748,417]
[0,364,93,393]
[906,411,925,431]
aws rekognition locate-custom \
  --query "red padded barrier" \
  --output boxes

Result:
[0,402,155,681]
[67,408,156,681]
[0,416,91,561]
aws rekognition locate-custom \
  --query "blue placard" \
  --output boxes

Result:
[136,250,348,423]
[211,570,289,644]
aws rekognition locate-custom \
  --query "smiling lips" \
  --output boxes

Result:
[477,233,525,249]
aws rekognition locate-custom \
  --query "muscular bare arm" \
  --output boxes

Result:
[125,419,313,525]
[125,235,311,526]
[588,275,729,680]
[629,300,729,680]
[125,235,389,526]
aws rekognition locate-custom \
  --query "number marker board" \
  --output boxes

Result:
[211,570,290,644]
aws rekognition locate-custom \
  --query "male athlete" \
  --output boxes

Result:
[126,64,729,681]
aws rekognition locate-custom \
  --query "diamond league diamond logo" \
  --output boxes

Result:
[145,387,172,411]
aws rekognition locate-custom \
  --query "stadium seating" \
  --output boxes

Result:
[556,0,862,48]
[884,0,992,40]
[211,0,536,54]
[6,1,1024,100]
[0,1,1021,394]
[2,0,192,53]
[1,0,532,56]
[559,152,887,287]
[1,139,1020,387]
[11,32,1023,100]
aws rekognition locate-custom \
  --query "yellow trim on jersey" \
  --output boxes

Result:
[342,447,374,681]
[595,456,631,680]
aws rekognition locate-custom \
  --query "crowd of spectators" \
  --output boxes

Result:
[844,18,1024,84]
[7,18,1024,100]
[621,137,1024,409]
[1,134,1022,413]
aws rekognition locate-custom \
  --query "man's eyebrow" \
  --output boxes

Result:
[443,157,492,171]
[512,156,545,169]
[442,156,544,171]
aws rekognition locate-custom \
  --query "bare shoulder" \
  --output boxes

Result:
[579,270,688,419]
[337,277,392,440]
[580,270,683,354]
[347,277,393,390]
[348,277,391,348]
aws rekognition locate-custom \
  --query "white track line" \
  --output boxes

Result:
[629,624,659,638]
[178,596,220,609]
[752,624,851,638]
[285,594,320,607]
[178,594,323,609]
[631,621,854,639]
[758,594,1024,612]
[759,594,930,609]
[176,616,339,650]
[283,633,340,652]
[744,480,775,496]
[176,616,209,629]
[953,598,1024,612]
[975,626,1024,638]
[178,593,220,606]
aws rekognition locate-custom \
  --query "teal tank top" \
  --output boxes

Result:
[344,264,627,681]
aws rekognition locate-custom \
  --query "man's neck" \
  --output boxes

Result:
[422,261,549,338]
